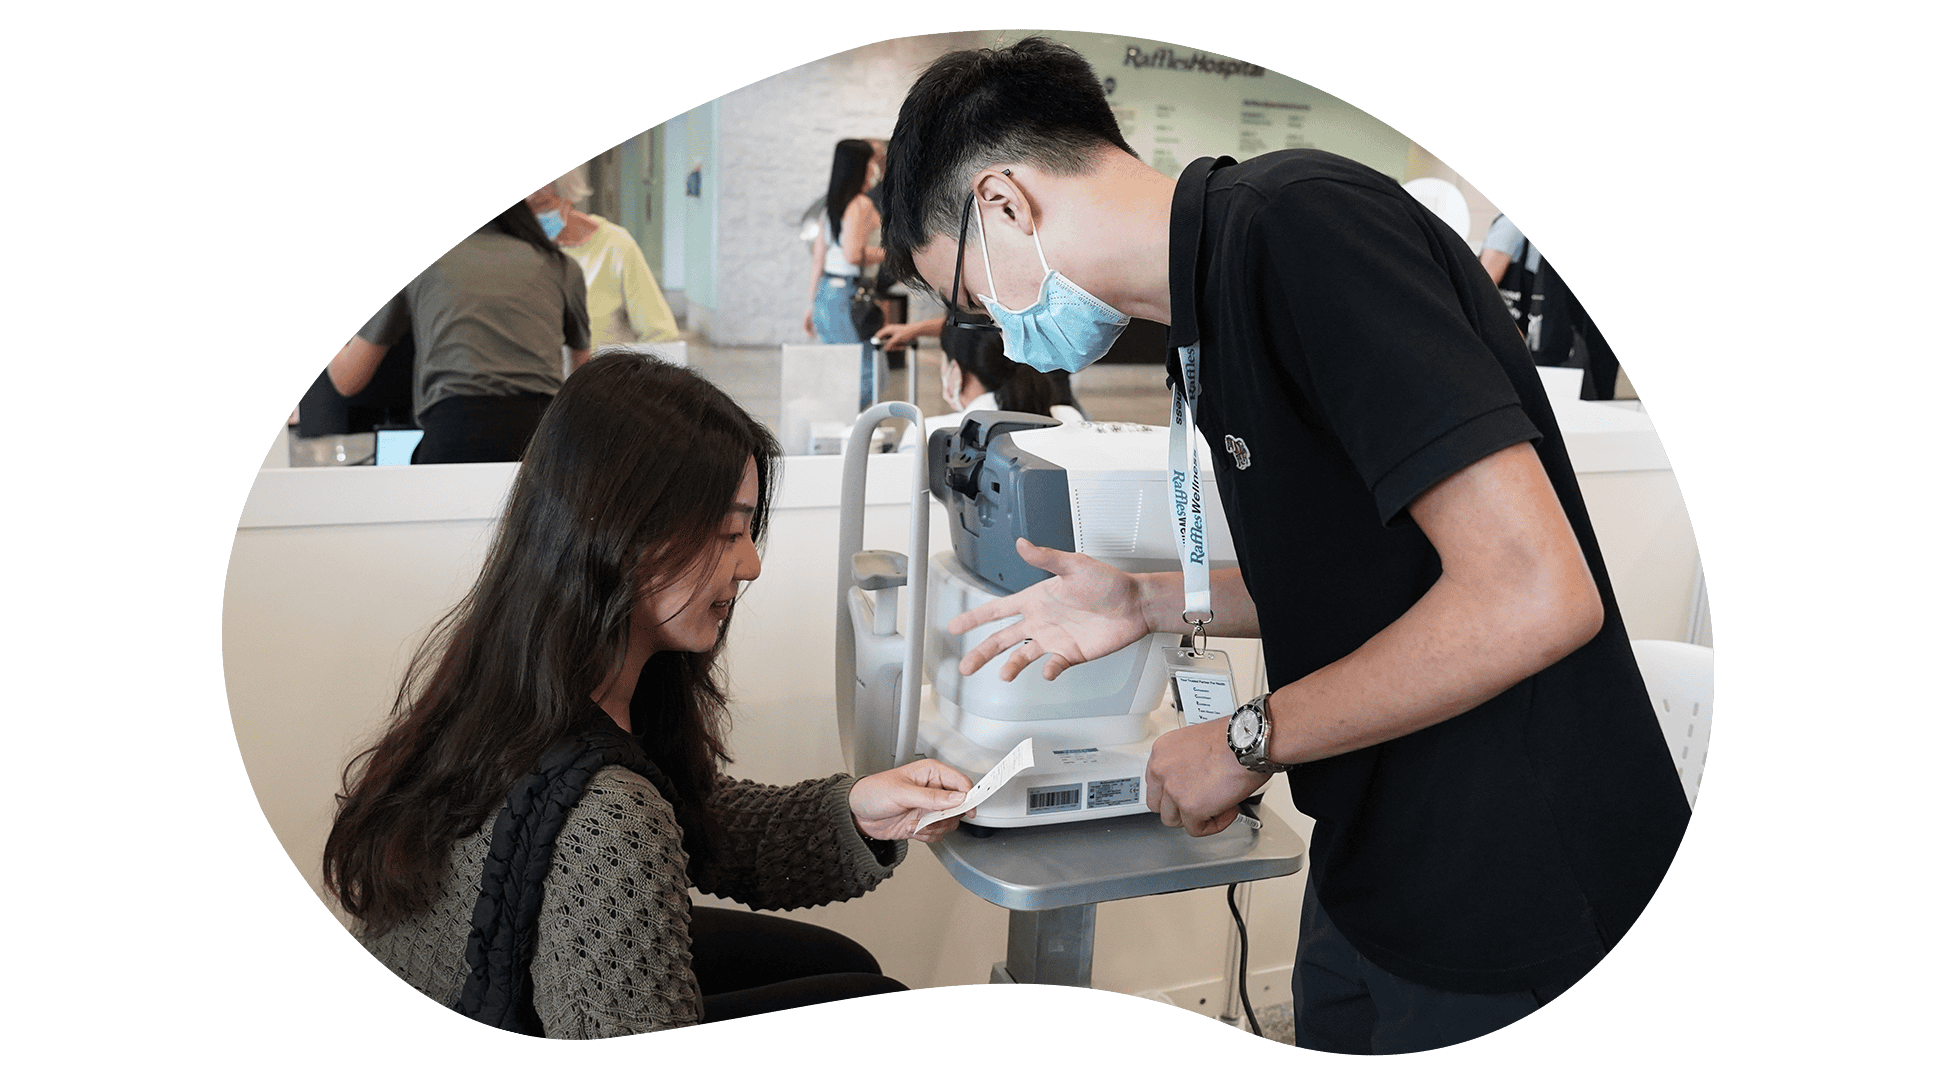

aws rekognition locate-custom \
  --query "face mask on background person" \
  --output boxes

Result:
[536,208,565,241]
[974,197,1130,374]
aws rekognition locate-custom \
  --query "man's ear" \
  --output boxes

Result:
[973,168,1036,236]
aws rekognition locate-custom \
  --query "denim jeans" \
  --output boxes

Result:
[812,275,878,409]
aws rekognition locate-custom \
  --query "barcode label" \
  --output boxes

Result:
[1026,784,1082,815]
[1088,777,1141,808]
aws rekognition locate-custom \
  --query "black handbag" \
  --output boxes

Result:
[849,280,886,341]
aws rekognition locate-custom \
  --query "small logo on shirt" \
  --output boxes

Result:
[1223,435,1251,470]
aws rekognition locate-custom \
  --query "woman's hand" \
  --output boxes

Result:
[947,537,1157,682]
[802,308,815,338]
[850,758,973,842]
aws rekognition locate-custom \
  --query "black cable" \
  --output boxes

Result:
[1226,882,1262,1039]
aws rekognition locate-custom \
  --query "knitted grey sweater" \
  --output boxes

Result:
[361,769,904,1038]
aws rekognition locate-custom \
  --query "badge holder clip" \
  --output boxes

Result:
[1166,612,1237,726]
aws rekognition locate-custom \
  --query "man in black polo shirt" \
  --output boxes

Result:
[878,38,1690,1053]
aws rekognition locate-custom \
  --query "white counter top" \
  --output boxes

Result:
[236,448,926,529]
[1549,396,1671,473]
[238,398,1668,531]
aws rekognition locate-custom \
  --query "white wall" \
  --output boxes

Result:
[696,28,1418,346]
[662,119,690,305]
[1578,469,1700,641]
[707,32,976,344]
[1066,28,1412,179]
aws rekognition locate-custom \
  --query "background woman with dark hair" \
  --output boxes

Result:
[327,200,591,463]
[802,138,886,407]
[323,353,970,1037]
[936,317,1083,418]
[899,317,1084,450]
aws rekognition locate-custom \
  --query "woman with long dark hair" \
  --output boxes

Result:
[802,138,886,407]
[324,352,970,1037]
[327,200,591,463]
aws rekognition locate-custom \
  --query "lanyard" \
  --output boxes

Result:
[1168,342,1212,651]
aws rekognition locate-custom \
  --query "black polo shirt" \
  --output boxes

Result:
[1168,151,1690,995]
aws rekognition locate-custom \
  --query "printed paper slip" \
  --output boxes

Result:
[1172,669,1237,723]
[914,737,1035,832]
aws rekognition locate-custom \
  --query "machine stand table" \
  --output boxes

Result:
[933,806,1305,988]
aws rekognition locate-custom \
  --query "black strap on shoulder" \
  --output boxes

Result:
[454,710,676,1035]
[1165,155,1235,392]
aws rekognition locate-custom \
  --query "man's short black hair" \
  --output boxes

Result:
[882,37,1136,293]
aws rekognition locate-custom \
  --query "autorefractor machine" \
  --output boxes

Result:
[836,404,1239,829]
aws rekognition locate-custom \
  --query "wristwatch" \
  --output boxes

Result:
[1226,693,1287,774]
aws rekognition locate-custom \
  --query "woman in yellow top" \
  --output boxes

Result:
[527,167,682,348]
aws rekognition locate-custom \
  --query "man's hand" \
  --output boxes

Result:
[948,537,1156,681]
[849,758,973,842]
[872,318,934,348]
[1145,717,1269,837]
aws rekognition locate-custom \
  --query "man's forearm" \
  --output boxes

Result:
[1134,557,1590,762]
[1263,548,1600,766]
[1138,566,1260,638]
[1226,442,1602,766]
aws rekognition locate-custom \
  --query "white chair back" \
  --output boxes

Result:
[1401,177,1472,245]
[1630,639,1714,806]
[780,343,868,454]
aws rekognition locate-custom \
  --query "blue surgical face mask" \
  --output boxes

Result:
[535,208,565,241]
[975,206,1130,374]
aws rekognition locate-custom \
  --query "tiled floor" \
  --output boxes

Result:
[1253,1000,1296,1045]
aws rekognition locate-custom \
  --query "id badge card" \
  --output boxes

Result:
[1164,646,1237,725]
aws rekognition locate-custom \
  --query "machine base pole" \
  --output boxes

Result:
[1002,905,1097,987]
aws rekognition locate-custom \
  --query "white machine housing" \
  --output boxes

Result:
[919,550,1181,826]
[1007,420,1239,573]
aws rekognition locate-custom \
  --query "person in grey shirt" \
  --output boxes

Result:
[330,200,591,462]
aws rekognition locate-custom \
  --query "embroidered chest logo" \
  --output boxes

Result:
[1223,435,1252,470]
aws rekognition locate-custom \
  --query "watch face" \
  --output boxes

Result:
[1229,707,1258,747]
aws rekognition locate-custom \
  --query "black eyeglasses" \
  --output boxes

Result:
[944,195,999,335]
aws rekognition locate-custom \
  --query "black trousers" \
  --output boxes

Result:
[690,906,906,1023]
[1291,886,1569,1054]
[412,393,553,464]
